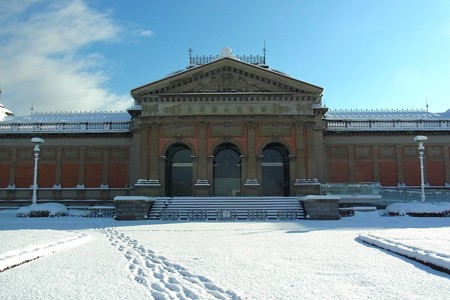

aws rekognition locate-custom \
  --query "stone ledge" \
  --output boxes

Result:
[300,195,340,220]
[114,196,154,220]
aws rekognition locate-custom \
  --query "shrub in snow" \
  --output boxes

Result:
[16,203,68,218]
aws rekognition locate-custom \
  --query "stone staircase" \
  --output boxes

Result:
[147,197,306,221]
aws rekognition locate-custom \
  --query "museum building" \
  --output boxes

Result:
[1,48,449,202]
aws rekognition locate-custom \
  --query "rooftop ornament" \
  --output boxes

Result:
[187,46,268,69]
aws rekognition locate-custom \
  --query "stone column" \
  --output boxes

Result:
[55,148,62,186]
[8,148,17,200]
[134,123,161,196]
[149,123,159,181]
[102,147,108,186]
[9,148,17,187]
[288,155,296,196]
[244,121,260,196]
[195,122,210,196]
[313,122,325,182]
[306,122,315,179]
[396,146,404,185]
[348,146,355,182]
[372,146,379,182]
[295,121,306,179]
[129,120,141,187]
[207,155,215,195]
[444,146,450,185]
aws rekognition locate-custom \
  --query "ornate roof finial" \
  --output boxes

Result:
[426,99,429,112]
[188,43,193,65]
[263,41,267,65]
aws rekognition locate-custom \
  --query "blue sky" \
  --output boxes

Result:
[1,0,449,115]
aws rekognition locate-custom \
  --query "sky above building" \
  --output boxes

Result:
[0,0,449,116]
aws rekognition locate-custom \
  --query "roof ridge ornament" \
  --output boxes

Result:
[186,47,269,69]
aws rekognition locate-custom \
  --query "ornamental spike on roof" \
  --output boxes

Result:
[187,47,268,69]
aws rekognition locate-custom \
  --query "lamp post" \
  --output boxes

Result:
[413,135,427,203]
[31,137,44,205]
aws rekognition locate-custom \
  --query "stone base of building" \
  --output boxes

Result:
[114,196,154,220]
[134,179,161,197]
[300,195,340,220]
[294,179,321,196]
[195,179,211,196]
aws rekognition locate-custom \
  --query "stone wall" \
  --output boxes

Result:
[300,195,340,220]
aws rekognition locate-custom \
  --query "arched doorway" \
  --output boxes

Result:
[166,144,193,197]
[213,144,241,196]
[262,143,289,196]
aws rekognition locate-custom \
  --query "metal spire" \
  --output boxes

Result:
[263,41,267,65]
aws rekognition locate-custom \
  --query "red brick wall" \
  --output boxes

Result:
[427,161,445,186]
[84,163,103,187]
[328,161,349,182]
[0,164,9,187]
[402,161,420,186]
[0,149,11,187]
[354,161,373,182]
[15,163,33,188]
[108,163,128,188]
[61,163,79,188]
[38,164,56,188]
[378,161,398,186]
[108,148,129,188]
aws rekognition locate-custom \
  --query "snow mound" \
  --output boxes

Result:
[387,202,450,216]
[0,231,91,272]
[358,229,450,273]
[16,203,68,217]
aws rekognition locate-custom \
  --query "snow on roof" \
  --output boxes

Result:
[325,109,444,120]
[1,111,131,124]
[0,103,14,121]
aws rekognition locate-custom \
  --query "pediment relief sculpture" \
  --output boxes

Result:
[167,71,283,93]
[133,65,322,99]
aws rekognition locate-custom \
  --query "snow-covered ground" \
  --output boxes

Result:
[1,205,449,300]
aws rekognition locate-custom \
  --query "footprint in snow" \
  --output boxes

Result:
[98,226,242,300]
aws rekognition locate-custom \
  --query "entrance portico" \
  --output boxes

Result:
[129,48,326,197]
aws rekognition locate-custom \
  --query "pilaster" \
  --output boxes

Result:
[396,146,404,184]
[244,120,260,196]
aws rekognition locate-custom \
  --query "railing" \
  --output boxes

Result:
[0,187,130,202]
[0,121,131,133]
[321,182,381,195]
[189,54,266,66]
[326,119,450,131]
[380,187,450,204]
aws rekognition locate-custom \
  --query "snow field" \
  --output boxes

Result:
[0,210,449,299]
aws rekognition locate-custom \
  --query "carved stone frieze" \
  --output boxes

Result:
[142,101,298,117]
[169,69,285,93]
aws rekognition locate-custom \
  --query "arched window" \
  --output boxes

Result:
[262,144,289,196]
[166,144,192,196]
[213,144,241,196]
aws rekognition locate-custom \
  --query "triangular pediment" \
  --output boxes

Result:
[131,57,323,99]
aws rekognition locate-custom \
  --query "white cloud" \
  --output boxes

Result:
[140,30,154,37]
[0,0,132,115]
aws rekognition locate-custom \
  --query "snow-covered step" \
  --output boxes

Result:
[147,197,306,221]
